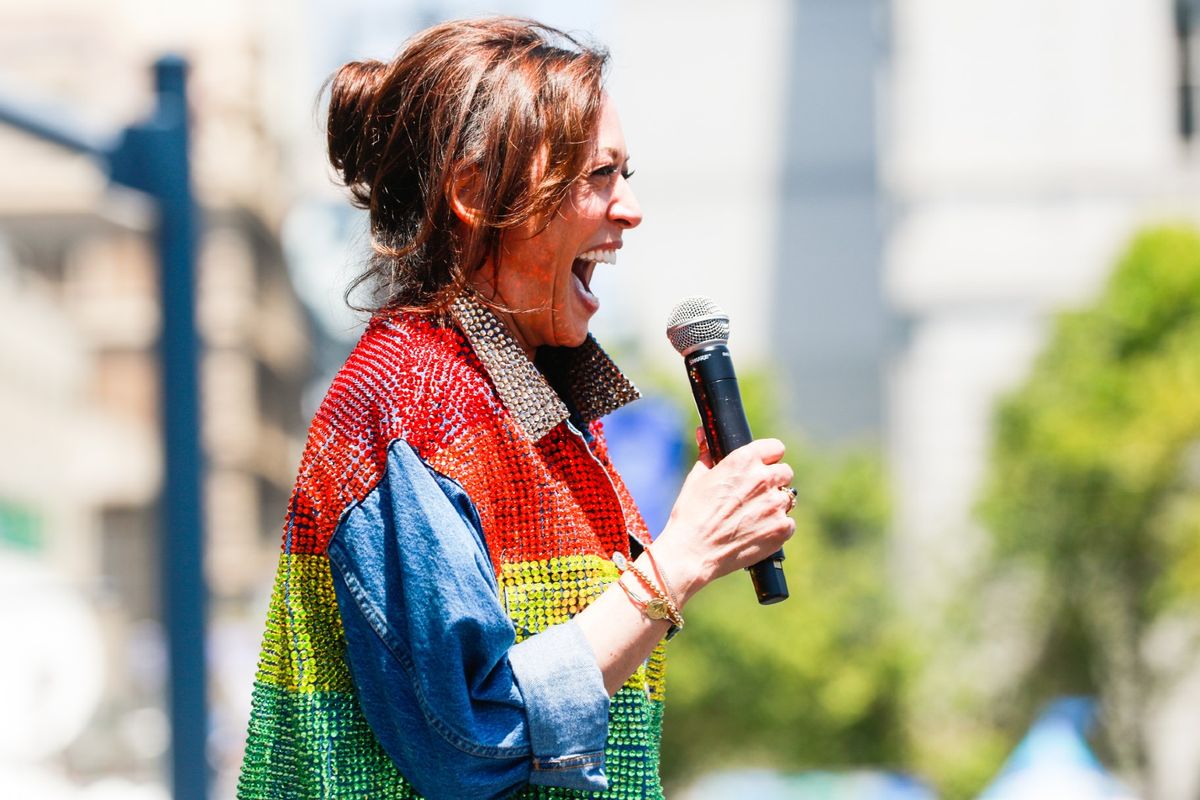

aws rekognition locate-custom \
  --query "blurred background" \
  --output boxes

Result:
[1,0,1198,798]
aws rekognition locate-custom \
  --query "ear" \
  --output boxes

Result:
[449,165,485,227]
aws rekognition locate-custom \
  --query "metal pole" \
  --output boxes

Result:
[0,82,113,158]
[1,55,209,799]
[148,56,208,800]
[1178,0,1196,141]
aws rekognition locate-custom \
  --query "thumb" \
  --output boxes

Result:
[694,426,715,469]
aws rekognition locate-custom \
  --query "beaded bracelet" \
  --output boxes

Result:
[612,551,684,639]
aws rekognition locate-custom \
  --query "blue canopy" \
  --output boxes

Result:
[978,697,1138,800]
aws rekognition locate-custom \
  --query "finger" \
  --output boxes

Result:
[756,438,787,464]
[771,463,794,487]
[777,486,798,514]
[782,517,797,540]
[744,519,795,565]
[756,461,793,492]
[729,438,786,465]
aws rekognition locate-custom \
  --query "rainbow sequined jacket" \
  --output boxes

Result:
[238,297,667,799]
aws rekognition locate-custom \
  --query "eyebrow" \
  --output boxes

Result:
[594,146,630,163]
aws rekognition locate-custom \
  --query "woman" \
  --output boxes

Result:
[239,17,795,800]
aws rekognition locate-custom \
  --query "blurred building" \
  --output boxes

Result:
[0,1,314,796]
[883,2,1200,798]
[886,0,1200,606]
[771,0,889,443]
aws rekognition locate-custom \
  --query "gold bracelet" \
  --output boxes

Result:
[612,551,684,639]
[615,572,652,610]
[642,547,680,614]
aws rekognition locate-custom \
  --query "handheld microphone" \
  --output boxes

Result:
[666,296,789,605]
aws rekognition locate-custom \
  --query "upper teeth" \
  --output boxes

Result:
[578,249,616,265]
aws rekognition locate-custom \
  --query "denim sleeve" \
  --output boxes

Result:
[326,439,610,800]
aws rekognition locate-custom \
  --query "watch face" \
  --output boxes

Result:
[646,598,669,620]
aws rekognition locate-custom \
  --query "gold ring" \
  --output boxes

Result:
[781,486,797,514]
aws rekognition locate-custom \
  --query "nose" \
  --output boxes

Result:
[609,176,643,229]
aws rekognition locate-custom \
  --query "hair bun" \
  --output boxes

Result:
[326,59,390,196]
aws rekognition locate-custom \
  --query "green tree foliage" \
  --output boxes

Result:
[656,370,914,788]
[976,225,1200,776]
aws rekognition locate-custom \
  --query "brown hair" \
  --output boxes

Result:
[326,17,609,313]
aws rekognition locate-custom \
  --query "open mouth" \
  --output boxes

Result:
[572,248,616,298]
[572,257,597,295]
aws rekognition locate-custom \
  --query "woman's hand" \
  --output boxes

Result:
[575,429,795,694]
[649,429,796,607]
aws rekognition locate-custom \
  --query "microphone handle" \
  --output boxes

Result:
[685,344,789,605]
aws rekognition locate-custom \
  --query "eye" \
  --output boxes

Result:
[589,164,635,181]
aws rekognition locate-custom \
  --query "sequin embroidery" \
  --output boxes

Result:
[238,298,665,799]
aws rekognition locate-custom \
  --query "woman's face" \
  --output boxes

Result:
[477,95,642,355]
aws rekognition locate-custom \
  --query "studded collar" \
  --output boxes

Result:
[450,294,641,442]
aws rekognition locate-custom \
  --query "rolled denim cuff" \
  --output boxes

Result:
[508,620,609,792]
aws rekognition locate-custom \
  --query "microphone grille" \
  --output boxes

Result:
[665,296,730,354]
